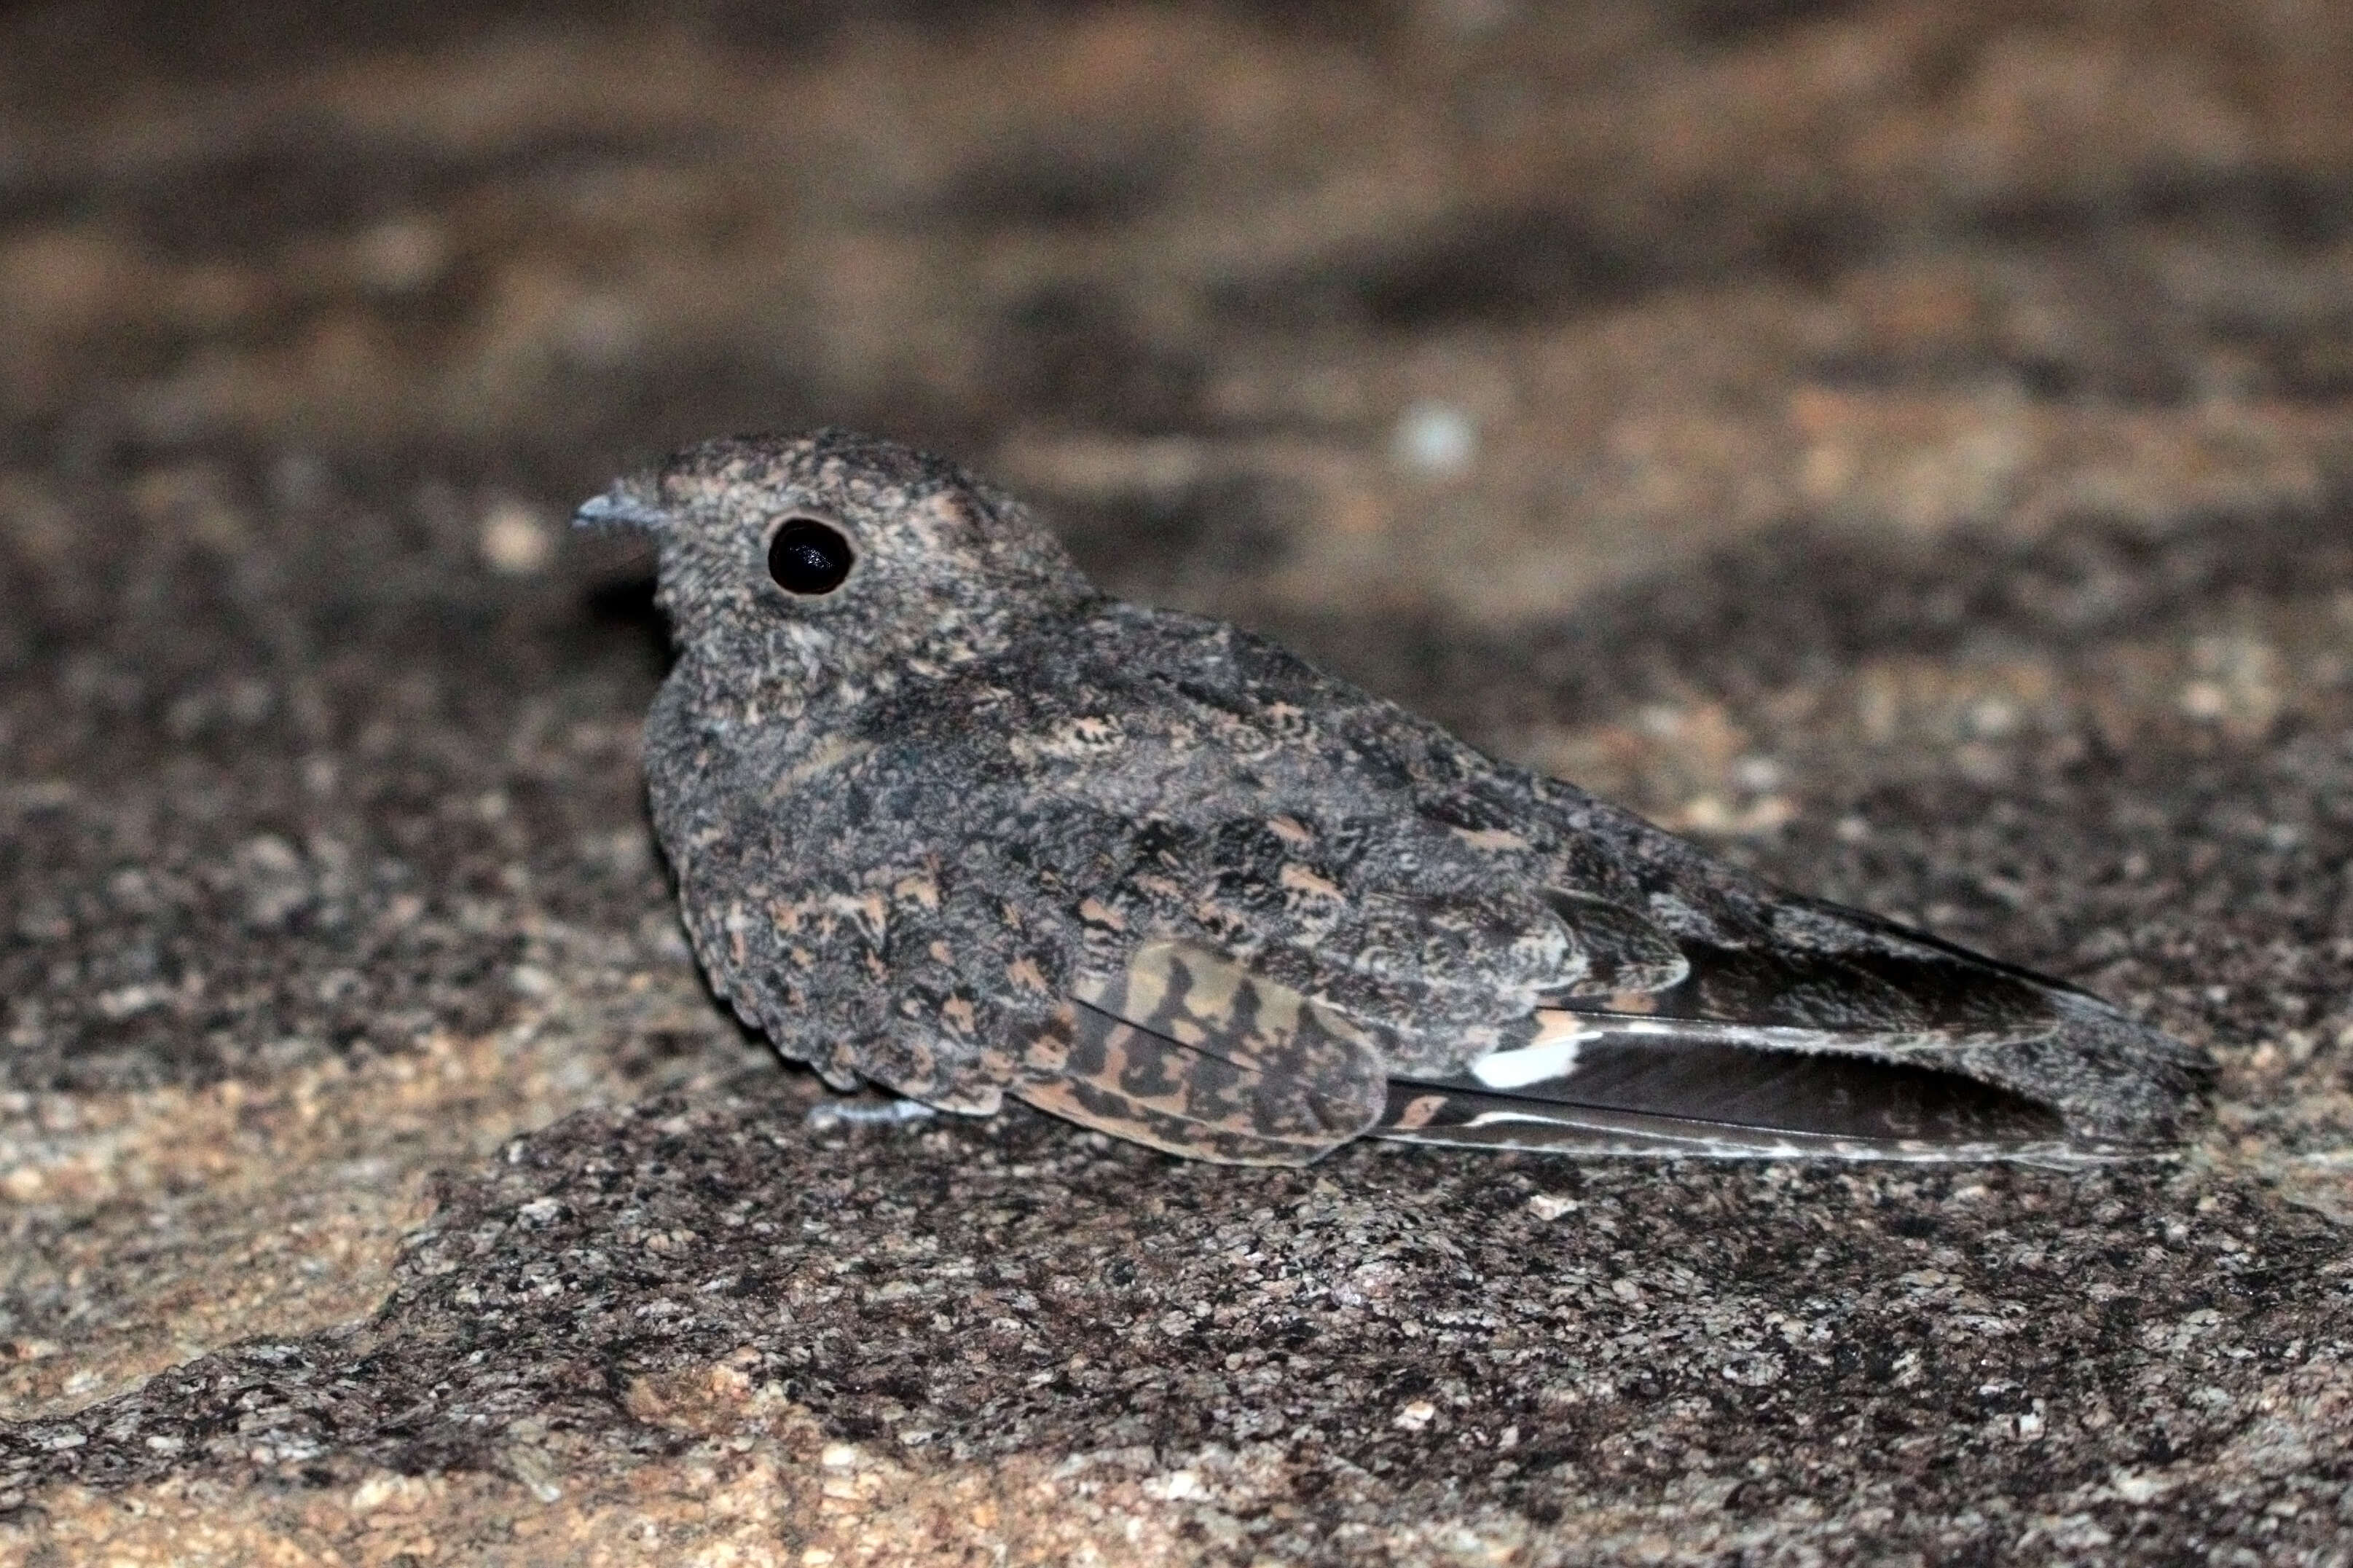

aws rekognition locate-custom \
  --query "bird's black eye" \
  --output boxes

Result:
[766,519,855,595]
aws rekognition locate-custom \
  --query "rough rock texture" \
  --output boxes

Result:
[3,1,2352,1561]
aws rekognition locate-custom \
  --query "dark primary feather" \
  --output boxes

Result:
[601,431,2207,1165]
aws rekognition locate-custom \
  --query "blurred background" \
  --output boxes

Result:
[8,0,2349,620]
[4,0,2351,1100]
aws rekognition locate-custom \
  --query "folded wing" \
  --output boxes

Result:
[1376,897,2202,1159]
[1014,940,1388,1166]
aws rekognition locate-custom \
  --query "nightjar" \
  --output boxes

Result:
[578,430,2204,1165]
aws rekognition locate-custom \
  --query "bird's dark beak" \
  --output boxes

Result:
[573,469,666,532]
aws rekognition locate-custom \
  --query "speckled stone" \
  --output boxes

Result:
[5,1,2353,1563]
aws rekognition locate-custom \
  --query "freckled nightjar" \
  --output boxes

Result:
[577,430,2204,1165]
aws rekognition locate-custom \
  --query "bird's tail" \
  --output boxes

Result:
[1373,1001,2192,1162]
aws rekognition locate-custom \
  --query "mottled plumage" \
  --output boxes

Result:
[578,430,2204,1165]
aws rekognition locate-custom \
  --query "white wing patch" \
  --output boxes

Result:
[1469,1012,1587,1090]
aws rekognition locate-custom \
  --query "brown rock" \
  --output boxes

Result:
[5,1,2353,1561]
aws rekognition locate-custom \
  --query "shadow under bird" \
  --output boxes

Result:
[577,431,2205,1165]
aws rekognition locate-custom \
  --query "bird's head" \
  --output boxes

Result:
[577,430,1093,703]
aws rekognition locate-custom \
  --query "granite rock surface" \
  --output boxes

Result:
[4,1,2353,1561]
